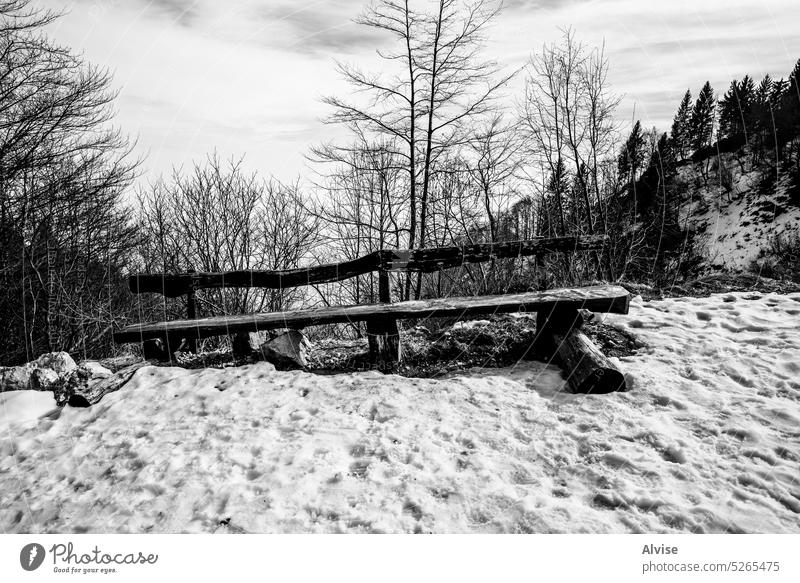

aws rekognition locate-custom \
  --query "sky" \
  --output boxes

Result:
[40,0,800,187]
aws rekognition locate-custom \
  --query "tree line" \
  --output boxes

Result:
[617,58,800,284]
[1,0,799,363]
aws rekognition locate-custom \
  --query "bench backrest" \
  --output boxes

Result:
[128,235,607,298]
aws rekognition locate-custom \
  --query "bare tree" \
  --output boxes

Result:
[309,139,407,308]
[464,113,523,243]
[136,154,319,328]
[311,0,423,302]
[0,0,139,363]
[519,28,620,237]
[520,35,567,235]
[314,0,513,299]
[581,40,621,232]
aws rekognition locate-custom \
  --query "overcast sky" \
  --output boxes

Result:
[42,0,800,186]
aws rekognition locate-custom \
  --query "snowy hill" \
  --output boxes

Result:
[2,291,799,533]
[678,156,800,271]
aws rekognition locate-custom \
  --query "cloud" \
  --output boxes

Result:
[255,2,385,56]
[74,0,199,27]
[494,0,800,131]
[43,0,800,185]
[141,0,199,26]
[89,0,383,57]
[502,0,593,12]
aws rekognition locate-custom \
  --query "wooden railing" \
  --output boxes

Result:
[128,235,607,297]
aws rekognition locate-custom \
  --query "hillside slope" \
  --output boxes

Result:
[678,156,800,271]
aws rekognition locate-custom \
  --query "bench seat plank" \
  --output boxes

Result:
[113,284,630,343]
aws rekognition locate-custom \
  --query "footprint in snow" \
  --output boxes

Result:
[348,460,370,478]
[402,500,424,521]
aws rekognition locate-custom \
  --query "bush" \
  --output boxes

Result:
[750,231,800,282]
[135,154,320,328]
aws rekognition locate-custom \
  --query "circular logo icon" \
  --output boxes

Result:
[20,543,46,571]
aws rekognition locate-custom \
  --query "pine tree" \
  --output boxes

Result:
[618,120,646,183]
[689,81,716,153]
[756,75,773,103]
[777,58,800,147]
[649,132,674,170]
[771,77,789,108]
[753,75,789,144]
[543,158,569,236]
[754,75,774,131]
[670,89,692,160]
[719,75,755,143]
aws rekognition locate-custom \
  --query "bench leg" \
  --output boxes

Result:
[534,308,584,358]
[142,333,195,363]
[535,308,626,394]
[232,331,255,359]
[185,283,197,353]
[367,317,401,370]
[143,338,170,362]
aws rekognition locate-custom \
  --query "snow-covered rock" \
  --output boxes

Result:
[34,352,78,377]
[0,351,77,393]
[79,361,113,381]
[0,353,121,407]
[0,365,32,392]
[29,367,60,391]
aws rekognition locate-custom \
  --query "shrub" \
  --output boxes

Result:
[750,230,800,282]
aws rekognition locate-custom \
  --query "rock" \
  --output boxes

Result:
[0,352,77,393]
[249,331,269,345]
[29,367,60,391]
[33,352,77,376]
[96,355,141,373]
[258,330,311,370]
[53,367,91,406]
[0,365,32,392]
[0,351,133,407]
[67,361,149,407]
[79,361,113,380]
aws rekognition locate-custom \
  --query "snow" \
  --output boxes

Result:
[452,319,492,329]
[0,391,58,426]
[1,292,799,533]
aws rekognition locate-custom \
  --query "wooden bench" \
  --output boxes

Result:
[113,236,631,393]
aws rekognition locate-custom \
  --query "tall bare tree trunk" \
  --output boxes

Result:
[404,0,417,301]
[415,0,445,300]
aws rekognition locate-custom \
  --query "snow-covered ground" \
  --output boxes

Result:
[1,292,799,533]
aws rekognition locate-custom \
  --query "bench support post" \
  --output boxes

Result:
[142,332,192,364]
[185,272,197,353]
[536,307,626,394]
[378,269,390,303]
[142,337,174,363]
[367,317,401,370]
[368,267,400,369]
[232,331,254,360]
